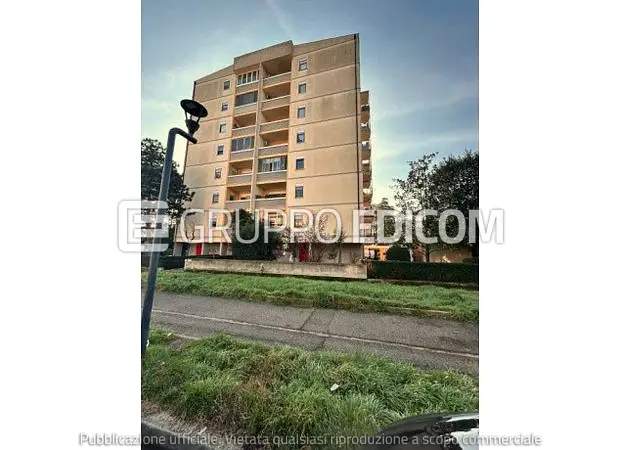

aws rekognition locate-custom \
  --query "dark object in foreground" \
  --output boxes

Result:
[363,412,479,450]
[141,413,479,450]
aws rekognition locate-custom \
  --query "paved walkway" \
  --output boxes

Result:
[144,291,479,375]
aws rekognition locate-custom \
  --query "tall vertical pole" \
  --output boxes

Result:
[141,128,178,359]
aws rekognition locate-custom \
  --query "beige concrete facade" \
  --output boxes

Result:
[176,34,372,261]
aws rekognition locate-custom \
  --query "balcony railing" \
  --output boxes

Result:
[257,143,288,158]
[256,170,287,183]
[260,118,289,134]
[234,102,257,115]
[231,125,256,138]
[255,196,286,208]
[262,71,291,88]
[235,81,258,94]
[225,199,250,210]
[362,141,371,158]
[361,103,370,121]
[262,95,290,110]
[227,173,252,185]
[230,148,254,160]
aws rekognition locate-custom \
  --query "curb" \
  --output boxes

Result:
[141,421,213,450]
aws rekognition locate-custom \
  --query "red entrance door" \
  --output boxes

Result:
[299,244,309,262]
[195,243,203,255]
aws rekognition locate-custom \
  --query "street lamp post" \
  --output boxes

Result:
[141,99,208,359]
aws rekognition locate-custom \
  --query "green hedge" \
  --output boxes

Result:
[187,254,234,260]
[369,261,478,283]
[160,256,186,270]
[385,245,411,261]
[141,255,186,270]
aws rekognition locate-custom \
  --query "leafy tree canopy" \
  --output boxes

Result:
[141,138,194,221]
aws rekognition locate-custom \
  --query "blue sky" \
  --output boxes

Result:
[142,0,478,204]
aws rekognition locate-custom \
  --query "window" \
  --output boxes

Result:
[295,185,304,198]
[294,213,304,228]
[215,168,222,179]
[298,58,308,71]
[219,122,227,133]
[295,158,305,170]
[231,136,255,152]
[221,101,228,112]
[212,192,220,204]
[223,80,230,90]
[268,212,283,228]
[297,106,306,119]
[210,216,217,227]
[237,70,259,87]
[298,83,306,94]
[235,91,258,107]
[258,156,287,173]
[216,144,224,156]
[296,130,305,144]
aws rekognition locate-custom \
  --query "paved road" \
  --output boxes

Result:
[144,291,479,375]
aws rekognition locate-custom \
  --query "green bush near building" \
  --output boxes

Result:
[369,261,478,284]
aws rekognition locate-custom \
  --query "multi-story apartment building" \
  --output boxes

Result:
[175,33,373,263]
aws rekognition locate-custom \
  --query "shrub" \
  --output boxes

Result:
[142,254,185,270]
[385,245,411,261]
[159,256,186,270]
[369,261,478,283]
[462,257,479,264]
[188,254,234,260]
[231,210,280,260]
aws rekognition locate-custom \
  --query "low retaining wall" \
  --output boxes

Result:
[184,258,367,279]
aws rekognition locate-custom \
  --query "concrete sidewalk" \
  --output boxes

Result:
[144,291,479,375]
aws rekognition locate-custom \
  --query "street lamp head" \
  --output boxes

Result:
[180,99,208,136]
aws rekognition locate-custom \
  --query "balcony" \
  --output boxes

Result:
[362,164,371,187]
[262,71,291,88]
[236,81,259,95]
[361,90,369,105]
[258,143,288,158]
[361,122,371,140]
[262,95,290,110]
[260,118,289,134]
[231,125,256,138]
[230,149,254,161]
[256,170,287,184]
[363,187,373,203]
[227,173,253,185]
[234,102,257,115]
[255,195,286,208]
[361,103,370,122]
[225,199,250,210]
[362,140,371,160]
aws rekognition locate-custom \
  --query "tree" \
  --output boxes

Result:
[431,150,479,258]
[141,138,194,252]
[141,138,194,219]
[392,153,440,262]
[392,150,479,261]
[385,245,411,261]
[281,214,346,263]
[373,197,396,243]
[231,209,281,260]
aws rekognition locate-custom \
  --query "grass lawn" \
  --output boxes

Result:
[142,270,479,321]
[143,329,478,448]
